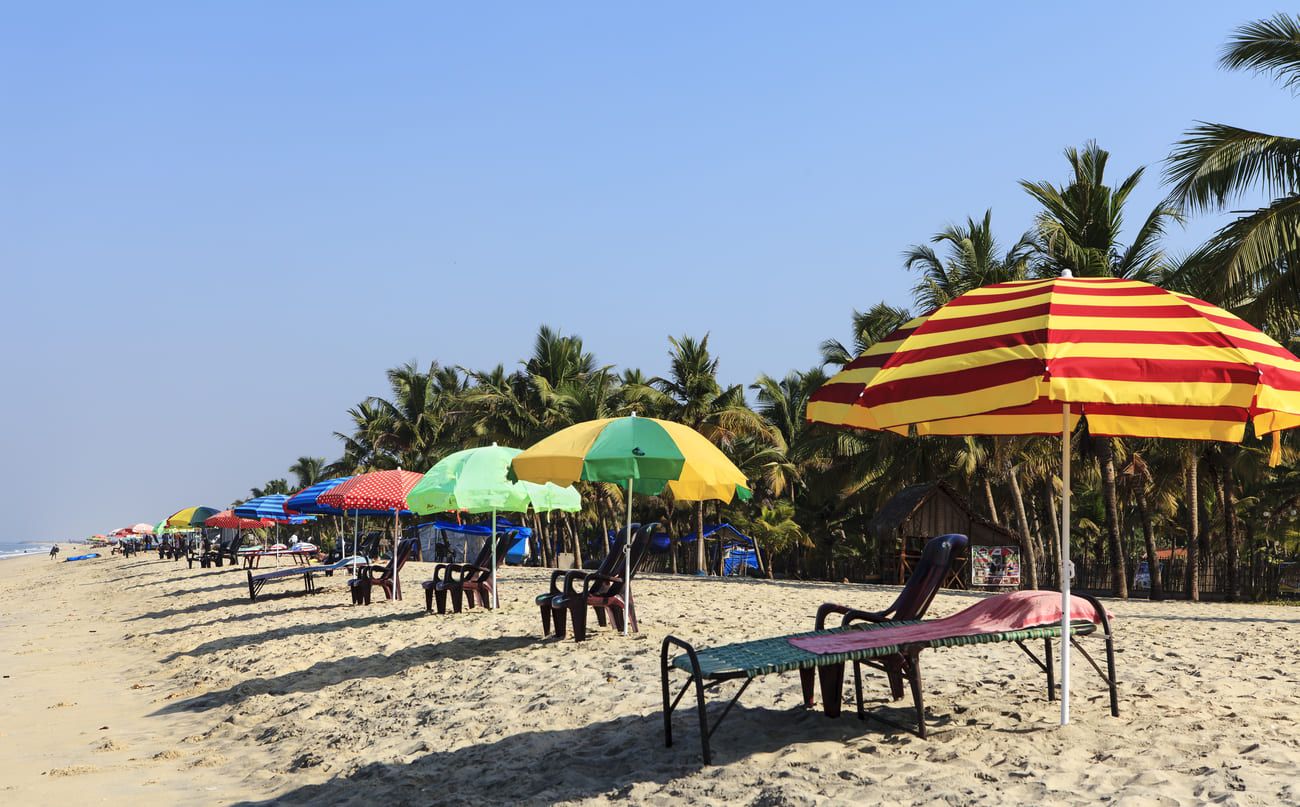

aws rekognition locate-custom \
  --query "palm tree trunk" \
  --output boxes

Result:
[695,502,706,575]
[1007,465,1039,589]
[1097,438,1128,598]
[1135,488,1163,600]
[1220,466,1241,602]
[1041,481,1060,587]
[981,477,1002,525]
[1185,459,1200,601]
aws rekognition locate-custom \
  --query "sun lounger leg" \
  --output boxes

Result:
[539,603,552,634]
[1045,637,1055,701]
[905,651,926,739]
[627,598,638,633]
[1104,633,1118,717]
[853,661,865,721]
[553,605,567,638]
[247,571,259,603]
[818,663,844,718]
[661,636,714,765]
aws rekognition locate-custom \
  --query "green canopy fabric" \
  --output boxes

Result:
[518,480,581,513]
[408,444,581,610]
[409,444,580,515]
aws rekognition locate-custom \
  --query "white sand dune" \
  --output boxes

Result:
[2,548,1299,806]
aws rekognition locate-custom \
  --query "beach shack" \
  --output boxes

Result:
[869,481,1023,590]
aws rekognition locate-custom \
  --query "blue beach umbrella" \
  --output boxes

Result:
[285,478,353,516]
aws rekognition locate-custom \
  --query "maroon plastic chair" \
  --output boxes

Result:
[348,537,420,605]
[799,533,969,711]
[534,524,640,636]
[424,529,518,613]
[551,523,659,641]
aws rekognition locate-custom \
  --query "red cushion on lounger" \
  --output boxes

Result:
[789,590,1104,655]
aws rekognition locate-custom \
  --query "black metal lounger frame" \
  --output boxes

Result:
[660,591,1118,765]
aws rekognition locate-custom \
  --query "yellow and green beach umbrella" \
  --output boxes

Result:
[511,414,749,634]
[165,505,220,528]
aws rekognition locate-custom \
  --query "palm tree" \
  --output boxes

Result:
[903,210,1034,310]
[819,302,912,369]
[1119,452,1164,600]
[1023,143,1182,598]
[646,334,766,573]
[1023,142,1181,281]
[1165,14,1300,328]
[289,456,328,490]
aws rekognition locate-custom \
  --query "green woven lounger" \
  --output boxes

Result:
[660,590,1117,764]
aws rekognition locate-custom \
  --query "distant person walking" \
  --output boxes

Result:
[49,545,60,560]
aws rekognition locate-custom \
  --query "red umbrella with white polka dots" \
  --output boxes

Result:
[316,469,423,600]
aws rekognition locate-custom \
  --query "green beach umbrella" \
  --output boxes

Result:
[409,444,581,608]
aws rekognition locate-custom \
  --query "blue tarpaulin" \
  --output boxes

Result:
[656,523,761,576]
[417,518,532,564]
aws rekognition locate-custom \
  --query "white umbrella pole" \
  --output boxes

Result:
[352,511,359,558]
[1060,402,1072,726]
[624,477,633,637]
[491,510,498,609]
[393,508,401,601]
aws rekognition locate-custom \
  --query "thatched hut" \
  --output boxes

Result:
[869,481,1022,589]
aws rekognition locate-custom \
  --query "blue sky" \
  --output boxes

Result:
[2,2,1294,541]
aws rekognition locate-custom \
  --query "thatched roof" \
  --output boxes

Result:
[868,482,940,539]
[868,480,1018,541]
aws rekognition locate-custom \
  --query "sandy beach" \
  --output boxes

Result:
[2,549,1298,806]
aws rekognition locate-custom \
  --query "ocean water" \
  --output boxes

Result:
[0,540,67,560]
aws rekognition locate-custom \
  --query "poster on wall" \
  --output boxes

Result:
[972,546,1021,587]
[1133,561,1152,590]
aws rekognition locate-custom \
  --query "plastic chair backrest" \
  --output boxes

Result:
[890,533,968,621]
[382,537,421,580]
[627,522,660,579]
[597,523,640,576]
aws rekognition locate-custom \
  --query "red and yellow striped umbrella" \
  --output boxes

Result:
[808,276,1300,452]
[808,273,1300,726]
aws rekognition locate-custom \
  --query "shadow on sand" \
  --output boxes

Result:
[163,608,433,661]
[228,702,924,806]
[143,602,351,637]
[154,633,537,714]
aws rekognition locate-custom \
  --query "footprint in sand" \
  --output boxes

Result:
[47,701,77,709]
[95,739,127,752]
[46,765,98,777]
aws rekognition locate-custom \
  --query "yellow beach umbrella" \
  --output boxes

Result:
[512,414,749,634]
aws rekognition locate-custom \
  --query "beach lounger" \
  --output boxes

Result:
[533,523,642,636]
[348,537,420,605]
[548,522,659,641]
[421,528,519,613]
[245,555,369,602]
[660,589,1118,764]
